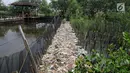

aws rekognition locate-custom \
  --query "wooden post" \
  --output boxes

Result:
[18,25,39,73]
[22,11,24,18]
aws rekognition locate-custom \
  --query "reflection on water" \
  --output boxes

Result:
[0,23,47,57]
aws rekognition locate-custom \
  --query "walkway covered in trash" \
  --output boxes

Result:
[40,22,80,73]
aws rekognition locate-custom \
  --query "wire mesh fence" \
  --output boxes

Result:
[0,16,61,73]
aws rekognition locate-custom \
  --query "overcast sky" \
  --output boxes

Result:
[2,0,51,6]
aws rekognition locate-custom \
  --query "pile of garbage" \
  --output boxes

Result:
[40,22,85,73]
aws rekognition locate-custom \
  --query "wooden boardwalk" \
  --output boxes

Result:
[0,17,24,25]
[0,16,55,25]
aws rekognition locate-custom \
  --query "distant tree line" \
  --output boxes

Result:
[50,0,130,18]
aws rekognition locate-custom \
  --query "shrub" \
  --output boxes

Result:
[70,17,93,36]
[69,32,130,73]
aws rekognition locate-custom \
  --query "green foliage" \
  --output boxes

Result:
[7,0,42,16]
[39,0,52,16]
[69,1,130,72]
[19,0,41,4]
[50,0,69,17]
[77,0,130,17]
[50,0,82,18]
[0,11,11,17]
[9,6,35,16]
[0,0,7,11]
[0,1,9,17]
[71,11,130,47]
[48,0,130,72]
[123,32,130,44]
[70,32,130,73]
[70,17,92,36]
[65,0,82,18]
[0,5,7,11]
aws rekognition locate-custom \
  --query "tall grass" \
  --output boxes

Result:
[70,12,130,48]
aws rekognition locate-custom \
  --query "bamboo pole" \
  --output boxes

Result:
[18,25,39,73]
[12,71,18,73]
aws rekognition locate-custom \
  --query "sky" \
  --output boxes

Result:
[2,0,51,6]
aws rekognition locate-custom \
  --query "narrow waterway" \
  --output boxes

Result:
[40,22,81,73]
[0,23,46,57]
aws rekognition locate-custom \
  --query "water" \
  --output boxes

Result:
[0,23,46,57]
[0,16,61,73]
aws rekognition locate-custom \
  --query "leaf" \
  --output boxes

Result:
[123,32,130,44]
[96,53,100,57]
[88,68,93,73]
[86,62,92,67]
[124,59,130,65]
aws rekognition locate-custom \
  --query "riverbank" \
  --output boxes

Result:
[40,22,82,73]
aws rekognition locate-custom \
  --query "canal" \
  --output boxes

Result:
[0,16,61,73]
[0,23,46,57]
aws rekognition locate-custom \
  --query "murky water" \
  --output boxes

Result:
[0,23,46,57]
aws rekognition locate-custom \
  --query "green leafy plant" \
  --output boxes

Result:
[69,32,130,73]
